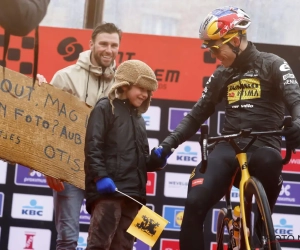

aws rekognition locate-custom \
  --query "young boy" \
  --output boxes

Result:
[84,60,167,250]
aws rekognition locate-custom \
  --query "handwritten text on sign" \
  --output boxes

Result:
[0,66,92,189]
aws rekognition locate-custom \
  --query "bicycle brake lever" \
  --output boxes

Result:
[281,116,293,164]
[199,124,208,173]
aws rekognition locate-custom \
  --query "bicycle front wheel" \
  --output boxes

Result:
[243,177,279,250]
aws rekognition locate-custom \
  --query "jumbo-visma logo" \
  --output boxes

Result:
[167,141,201,166]
[11,193,53,221]
[162,205,184,231]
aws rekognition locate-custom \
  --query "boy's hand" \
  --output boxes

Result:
[150,145,174,169]
[96,177,116,194]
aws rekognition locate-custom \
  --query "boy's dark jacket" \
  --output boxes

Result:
[84,97,160,213]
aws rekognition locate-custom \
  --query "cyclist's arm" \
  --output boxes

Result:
[0,0,50,36]
[162,68,225,148]
[272,58,300,121]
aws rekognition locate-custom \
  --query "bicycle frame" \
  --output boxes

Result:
[199,116,293,250]
[237,148,253,249]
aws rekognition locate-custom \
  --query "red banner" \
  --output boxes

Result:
[0,26,218,102]
[281,149,300,174]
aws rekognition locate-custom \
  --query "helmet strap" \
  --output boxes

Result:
[227,31,243,59]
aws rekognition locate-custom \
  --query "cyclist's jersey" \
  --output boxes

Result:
[164,42,300,151]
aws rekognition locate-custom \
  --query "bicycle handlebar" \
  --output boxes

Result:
[199,116,293,174]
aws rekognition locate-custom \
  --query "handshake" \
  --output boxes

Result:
[148,144,175,171]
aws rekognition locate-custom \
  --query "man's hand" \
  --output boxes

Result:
[96,177,116,194]
[46,176,64,192]
[36,74,48,86]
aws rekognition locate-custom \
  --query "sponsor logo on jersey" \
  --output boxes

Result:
[279,61,291,72]
[283,73,295,80]
[227,78,261,104]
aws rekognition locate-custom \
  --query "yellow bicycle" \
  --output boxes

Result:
[199,117,292,250]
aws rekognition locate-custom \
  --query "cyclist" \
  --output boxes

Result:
[153,6,300,250]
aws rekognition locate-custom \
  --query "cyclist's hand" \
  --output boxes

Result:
[46,176,64,192]
[282,120,300,149]
[148,145,174,170]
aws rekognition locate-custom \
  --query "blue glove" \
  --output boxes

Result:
[153,146,173,159]
[150,145,174,169]
[96,177,116,194]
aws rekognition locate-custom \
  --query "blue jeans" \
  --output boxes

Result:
[53,182,85,250]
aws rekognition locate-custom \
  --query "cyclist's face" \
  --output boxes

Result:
[208,38,238,68]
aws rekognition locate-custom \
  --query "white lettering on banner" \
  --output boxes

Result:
[164,172,189,198]
[8,227,51,249]
[280,184,291,196]
[281,148,300,174]
[11,193,53,221]
[142,106,161,131]
[167,141,201,166]
[23,178,47,183]
[276,181,300,207]
[289,158,300,164]
[272,214,300,236]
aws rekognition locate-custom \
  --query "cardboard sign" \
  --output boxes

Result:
[0,66,91,189]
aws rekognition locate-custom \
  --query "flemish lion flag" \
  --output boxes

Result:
[127,205,169,247]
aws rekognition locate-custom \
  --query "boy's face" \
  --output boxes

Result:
[122,85,149,107]
[89,32,120,67]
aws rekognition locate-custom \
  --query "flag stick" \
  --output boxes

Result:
[115,188,144,206]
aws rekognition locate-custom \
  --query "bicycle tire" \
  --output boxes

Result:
[216,208,230,250]
[243,177,279,250]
